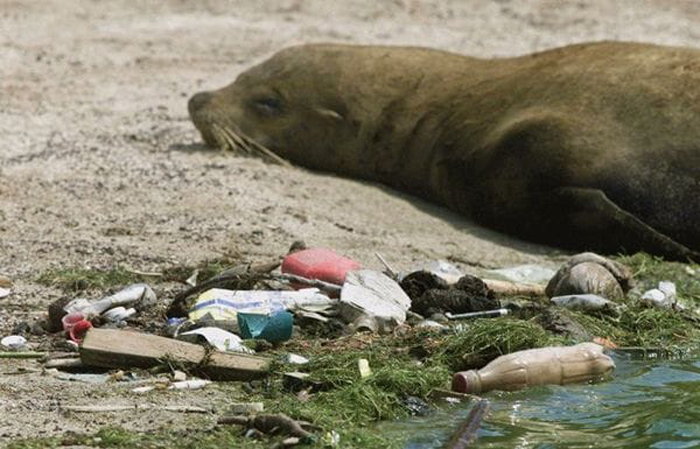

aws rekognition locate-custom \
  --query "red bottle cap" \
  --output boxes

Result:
[452,370,481,394]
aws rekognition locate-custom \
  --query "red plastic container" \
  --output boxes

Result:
[281,248,361,287]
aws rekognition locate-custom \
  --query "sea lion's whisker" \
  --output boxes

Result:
[212,123,247,155]
[221,126,253,156]
[210,123,233,152]
[221,129,243,154]
[239,132,291,167]
[219,126,290,166]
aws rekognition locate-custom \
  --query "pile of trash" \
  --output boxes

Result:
[1,245,697,446]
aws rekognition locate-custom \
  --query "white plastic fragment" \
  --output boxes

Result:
[404,260,464,284]
[186,269,199,287]
[551,294,620,317]
[658,282,677,303]
[64,283,156,318]
[642,289,667,308]
[340,270,411,334]
[102,307,136,322]
[0,287,10,299]
[188,288,338,323]
[132,386,156,394]
[1,335,27,350]
[488,264,556,285]
[357,358,371,378]
[178,327,254,354]
[169,379,210,390]
[642,281,677,309]
[414,320,447,331]
[284,353,310,365]
[229,402,265,414]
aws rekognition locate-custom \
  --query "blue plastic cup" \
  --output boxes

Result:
[238,311,293,343]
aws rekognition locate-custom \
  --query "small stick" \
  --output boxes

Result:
[0,352,47,359]
[430,388,481,402]
[374,252,399,280]
[44,351,82,361]
[124,267,163,277]
[44,358,85,369]
[274,273,342,295]
[62,404,208,413]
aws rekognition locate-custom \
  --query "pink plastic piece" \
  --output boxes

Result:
[62,312,93,343]
[281,248,361,286]
[70,320,93,343]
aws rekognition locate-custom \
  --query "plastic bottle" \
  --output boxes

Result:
[452,342,614,394]
[63,284,156,318]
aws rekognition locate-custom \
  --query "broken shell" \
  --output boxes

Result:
[546,253,633,301]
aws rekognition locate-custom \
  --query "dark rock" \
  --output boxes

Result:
[403,395,431,416]
[402,271,499,316]
[400,270,448,300]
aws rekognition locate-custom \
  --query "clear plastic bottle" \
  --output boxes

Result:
[452,342,614,394]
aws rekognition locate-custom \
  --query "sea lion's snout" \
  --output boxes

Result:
[187,83,290,162]
[187,90,223,148]
[188,91,213,117]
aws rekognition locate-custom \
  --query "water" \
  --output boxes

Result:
[381,355,700,448]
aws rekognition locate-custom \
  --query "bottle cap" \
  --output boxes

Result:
[452,370,481,393]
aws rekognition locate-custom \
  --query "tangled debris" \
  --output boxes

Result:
[4,248,699,448]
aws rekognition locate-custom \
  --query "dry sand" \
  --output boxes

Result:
[1,0,698,442]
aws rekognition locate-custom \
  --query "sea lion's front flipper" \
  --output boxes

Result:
[544,187,700,262]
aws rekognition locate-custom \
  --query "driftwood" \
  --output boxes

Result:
[80,329,270,381]
[482,279,545,297]
[218,413,312,439]
[274,273,342,295]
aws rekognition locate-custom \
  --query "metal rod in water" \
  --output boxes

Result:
[445,308,509,320]
[444,399,490,449]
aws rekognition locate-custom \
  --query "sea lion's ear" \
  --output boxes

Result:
[315,107,344,121]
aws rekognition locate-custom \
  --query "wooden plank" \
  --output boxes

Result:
[80,329,269,381]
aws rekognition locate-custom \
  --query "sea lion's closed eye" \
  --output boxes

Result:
[251,96,283,116]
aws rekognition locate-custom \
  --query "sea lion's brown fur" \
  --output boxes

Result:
[188,42,700,261]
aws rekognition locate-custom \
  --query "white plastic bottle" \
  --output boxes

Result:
[452,342,615,394]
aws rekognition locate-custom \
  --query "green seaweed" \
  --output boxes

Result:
[36,266,143,292]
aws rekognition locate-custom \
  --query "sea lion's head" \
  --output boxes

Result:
[188,45,367,171]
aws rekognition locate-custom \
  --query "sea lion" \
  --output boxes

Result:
[188,42,700,261]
